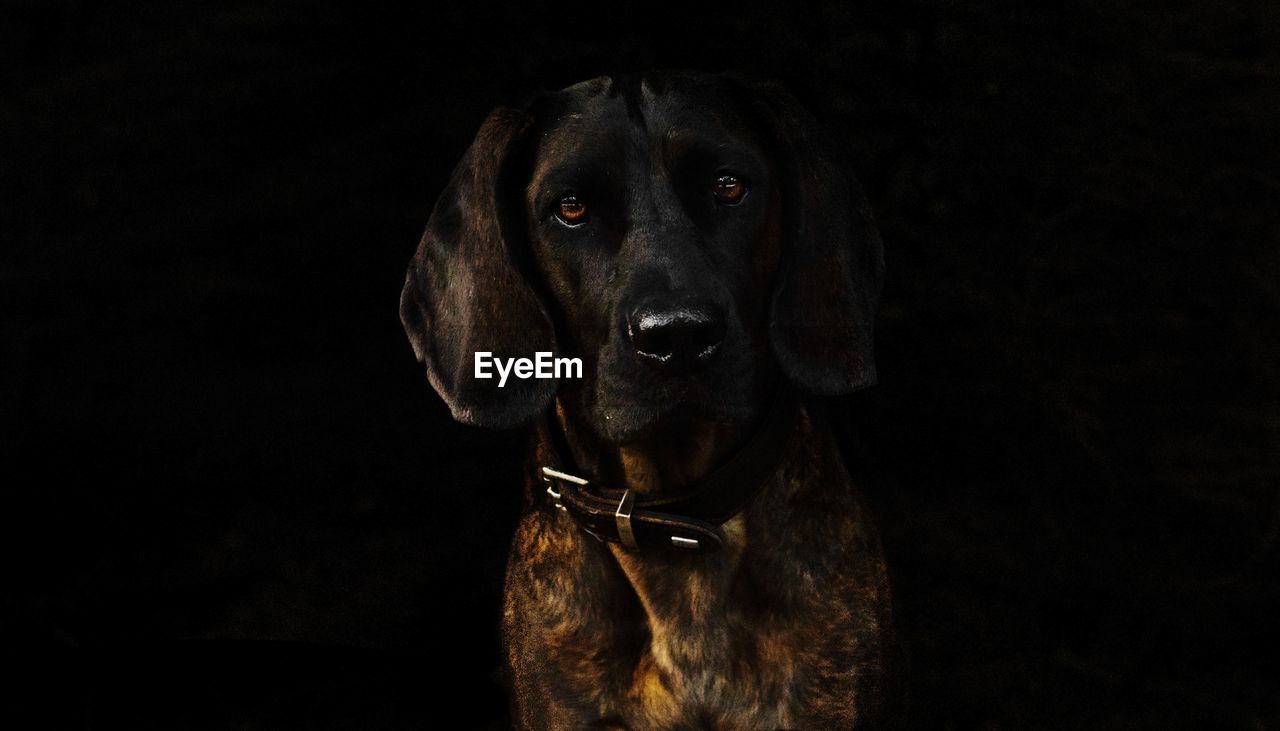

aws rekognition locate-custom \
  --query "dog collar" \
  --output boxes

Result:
[537,387,800,554]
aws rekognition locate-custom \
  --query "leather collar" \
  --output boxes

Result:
[537,387,800,554]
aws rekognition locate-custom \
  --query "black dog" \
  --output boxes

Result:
[401,71,891,728]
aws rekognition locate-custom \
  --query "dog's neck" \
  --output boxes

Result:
[551,399,752,497]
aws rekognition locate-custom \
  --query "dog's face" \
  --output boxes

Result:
[401,72,884,442]
[521,77,780,440]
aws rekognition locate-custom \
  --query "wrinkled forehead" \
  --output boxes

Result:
[530,75,763,176]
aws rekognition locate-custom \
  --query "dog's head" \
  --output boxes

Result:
[401,71,883,442]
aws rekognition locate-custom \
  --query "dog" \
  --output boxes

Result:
[400,70,892,729]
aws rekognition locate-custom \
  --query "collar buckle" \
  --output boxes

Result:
[541,466,587,512]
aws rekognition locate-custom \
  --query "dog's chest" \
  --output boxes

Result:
[605,518,820,729]
[504,440,884,729]
[621,616,804,730]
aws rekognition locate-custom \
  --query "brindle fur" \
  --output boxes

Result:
[400,70,893,728]
[503,406,892,729]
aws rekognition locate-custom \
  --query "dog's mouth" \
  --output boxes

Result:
[582,318,766,442]
[592,376,760,443]
[641,397,706,433]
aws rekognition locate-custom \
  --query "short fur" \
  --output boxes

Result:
[401,70,894,728]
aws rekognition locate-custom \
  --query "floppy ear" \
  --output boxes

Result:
[399,107,558,427]
[744,81,886,394]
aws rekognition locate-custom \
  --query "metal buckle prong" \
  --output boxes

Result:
[542,466,588,485]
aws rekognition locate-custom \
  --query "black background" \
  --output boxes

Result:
[4,1,1278,728]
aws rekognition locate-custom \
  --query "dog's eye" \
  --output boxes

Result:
[557,195,588,225]
[713,174,746,204]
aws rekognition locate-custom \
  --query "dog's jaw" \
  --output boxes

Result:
[553,392,756,497]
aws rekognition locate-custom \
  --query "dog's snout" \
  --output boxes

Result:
[627,304,726,373]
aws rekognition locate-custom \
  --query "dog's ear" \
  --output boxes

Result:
[740,80,885,394]
[399,107,557,427]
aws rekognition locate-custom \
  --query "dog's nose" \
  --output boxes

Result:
[627,304,726,373]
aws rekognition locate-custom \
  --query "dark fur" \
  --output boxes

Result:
[401,71,893,728]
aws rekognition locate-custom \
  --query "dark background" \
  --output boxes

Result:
[4,1,1278,728]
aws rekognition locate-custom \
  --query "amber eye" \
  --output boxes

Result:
[713,174,746,204]
[557,195,588,224]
